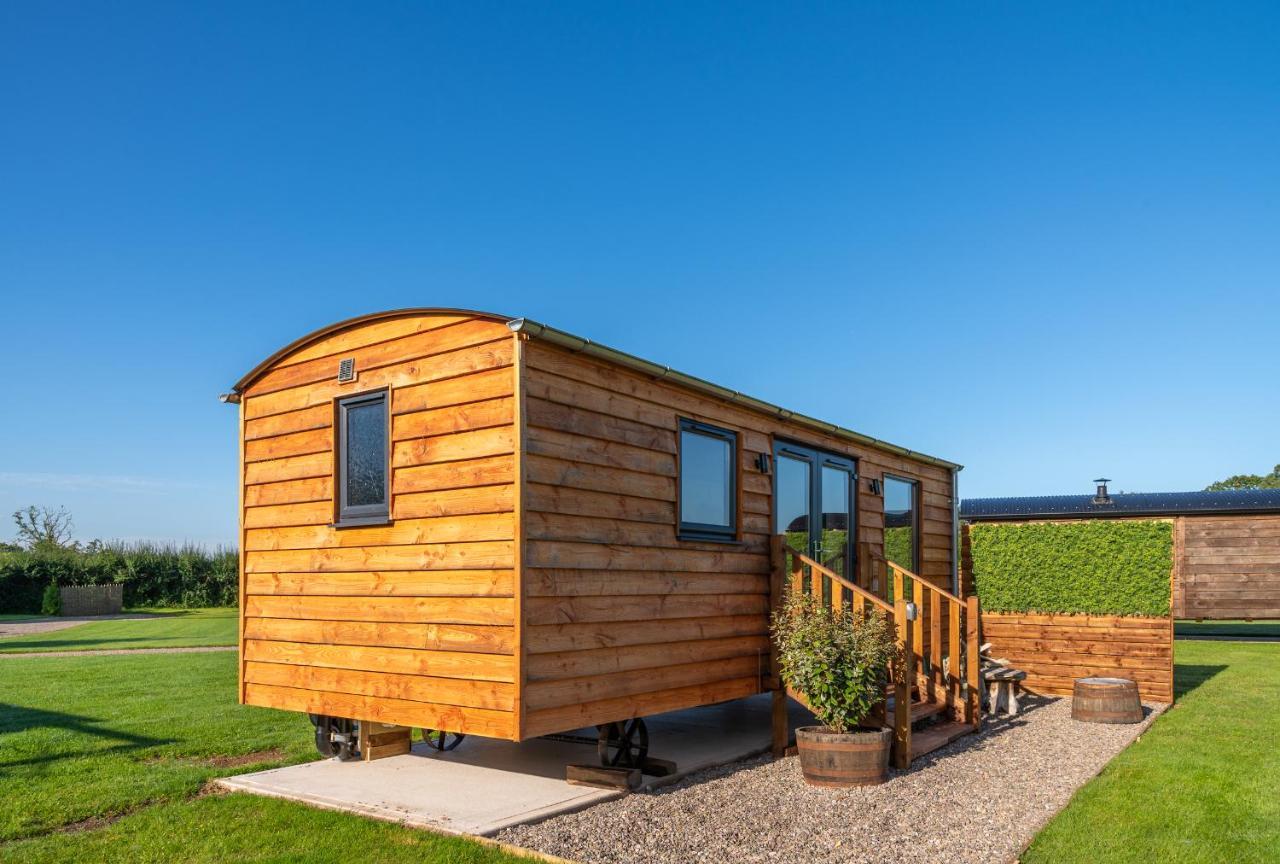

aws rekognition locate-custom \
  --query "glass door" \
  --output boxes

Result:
[774,442,857,604]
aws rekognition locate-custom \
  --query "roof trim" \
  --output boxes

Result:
[229,307,513,396]
[509,317,963,472]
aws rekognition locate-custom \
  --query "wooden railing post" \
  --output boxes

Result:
[929,593,942,704]
[965,596,981,730]
[893,566,912,770]
[769,535,788,757]
[948,599,961,718]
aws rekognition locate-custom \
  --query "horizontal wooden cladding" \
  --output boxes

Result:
[245,570,514,598]
[983,612,1173,703]
[522,676,760,739]
[244,639,515,684]
[525,594,768,626]
[392,396,514,441]
[244,660,515,711]
[251,319,509,397]
[245,339,514,420]
[524,655,761,712]
[526,635,770,682]
[245,451,331,485]
[393,367,514,415]
[245,683,515,739]
[526,483,673,525]
[243,617,513,655]
[526,397,676,454]
[523,342,953,483]
[526,569,768,598]
[245,405,332,442]
[526,540,769,574]
[525,511,767,554]
[243,513,514,552]
[392,426,515,469]
[393,455,514,495]
[244,595,514,625]
[245,427,332,464]
[526,455,673,502]
[526,614,767,654]
[395,485,514,519]
[245,477,331,508]
[244,501,333,529]
[244,541,514,573]
[276,314,477,368]
[527,426,674,477]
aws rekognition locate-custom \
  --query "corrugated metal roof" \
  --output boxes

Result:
[961,488,1280,521]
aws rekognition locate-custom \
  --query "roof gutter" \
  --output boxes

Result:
[507,317,963,472]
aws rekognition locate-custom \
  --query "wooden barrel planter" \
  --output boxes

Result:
[1071,677,1143,724]
[795,726,893,787]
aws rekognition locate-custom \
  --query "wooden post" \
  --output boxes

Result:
[948,599,961,717]
[929,593,942,704]
[893,567,912,770]
[769,535,789,757]
[965,596,981,730]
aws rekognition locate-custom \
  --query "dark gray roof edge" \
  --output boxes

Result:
[961,488,1280,521]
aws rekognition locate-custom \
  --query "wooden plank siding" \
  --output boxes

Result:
[1176,514,1280,619]
[982,612,1174,702]
[239,312,521,740]
[516,339,956,738]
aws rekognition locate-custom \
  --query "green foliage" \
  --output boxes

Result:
[771,591,899,733]
[884,525,913,569]
[0,543,237,614]
[1205,463,1280,491]
[39,578,60,616]
[970,520,1172,616]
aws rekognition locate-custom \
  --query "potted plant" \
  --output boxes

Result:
[772,590,900,787]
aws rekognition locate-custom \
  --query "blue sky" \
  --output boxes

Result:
[2,2,1278,546]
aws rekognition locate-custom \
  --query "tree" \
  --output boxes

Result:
[11,505,76,551]
[1205,464,1280,492]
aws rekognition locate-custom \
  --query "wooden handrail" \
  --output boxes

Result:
[790,550,894,614]
[886,560,964,605]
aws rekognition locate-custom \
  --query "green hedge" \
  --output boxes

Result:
[970,520,1172,616]
[0,543,238,614]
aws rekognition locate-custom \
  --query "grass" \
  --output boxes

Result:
[0,608,237,653]
[1175,618,1280,639]
[0,650,524,863]
[1023,640,1280,863]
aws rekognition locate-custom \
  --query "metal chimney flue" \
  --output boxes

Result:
[1093,478,1112,505]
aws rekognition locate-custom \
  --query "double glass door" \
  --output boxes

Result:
[774,442,858,599]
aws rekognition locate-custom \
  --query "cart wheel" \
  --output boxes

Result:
[313,716,339,758]
[421,728,466,751]
[597,718,648,768]
[334,718,360,761]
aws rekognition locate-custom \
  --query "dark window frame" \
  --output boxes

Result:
[882,473,920,574]
[334,388,391,527]
[677,418,739,542]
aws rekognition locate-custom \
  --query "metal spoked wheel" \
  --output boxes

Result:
[421,728,466,752]
[311,715,360,761]
[597,718,648,768]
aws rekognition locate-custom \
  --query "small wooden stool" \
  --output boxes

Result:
[985,666,1026,716]
[1072,677,1143,724]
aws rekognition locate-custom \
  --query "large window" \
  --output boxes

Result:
[678,418,737,541]
[883,475,919,573]
[336,390,390,526]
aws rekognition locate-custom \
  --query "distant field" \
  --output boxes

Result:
[1175,619,1280,639]
[0,608,237,653]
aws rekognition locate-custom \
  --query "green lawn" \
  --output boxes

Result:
[1175,619,1280,639]
[0,608,237,653]
[1024,640,1280,863]
[0,651,523,862]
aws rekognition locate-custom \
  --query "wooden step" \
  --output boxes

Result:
[909,720,972,761]
[883,698,949,726]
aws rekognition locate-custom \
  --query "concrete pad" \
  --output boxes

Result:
[219,694,814,837]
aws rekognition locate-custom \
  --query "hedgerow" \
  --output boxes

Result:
[0,543,237,614]
[969,520,1172,616]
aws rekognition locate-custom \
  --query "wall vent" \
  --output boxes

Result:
[338,358,356,383]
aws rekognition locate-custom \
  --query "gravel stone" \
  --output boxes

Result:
[498,697,1166,864]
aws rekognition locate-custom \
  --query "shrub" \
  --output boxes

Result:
[771,591,900,733]
[40,577,61,616]
[0,542,238,614]
[969,520,1172,616]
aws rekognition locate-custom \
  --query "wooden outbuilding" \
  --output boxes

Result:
[225,308,973,762]
[962,481,1280,620]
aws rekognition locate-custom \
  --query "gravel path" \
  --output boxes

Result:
[498,697,1166,864]
[0,614,155,638]
[0,645,236,659]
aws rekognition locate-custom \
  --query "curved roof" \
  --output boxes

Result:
[962,488,1280,521]
[230,307,513,394]
[227,308,962,471]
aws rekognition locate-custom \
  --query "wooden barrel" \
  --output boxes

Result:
[794,726,893,787]
[1072,677,1143,724]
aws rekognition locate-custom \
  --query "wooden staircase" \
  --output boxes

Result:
[769,537,983,768]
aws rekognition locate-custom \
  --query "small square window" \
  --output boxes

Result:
[678,419,737,541]
[336,390,389,526]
